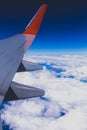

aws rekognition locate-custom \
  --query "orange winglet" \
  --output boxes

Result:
[22,4,48,35]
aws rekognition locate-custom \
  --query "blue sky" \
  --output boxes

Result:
[0,0,87,52]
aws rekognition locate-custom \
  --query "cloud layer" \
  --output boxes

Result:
[1,54,87,130]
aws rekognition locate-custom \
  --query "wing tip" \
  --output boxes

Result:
[41,3,48,8]
[22,3,48,35]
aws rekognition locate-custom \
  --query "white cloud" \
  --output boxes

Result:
[1,54,87,130]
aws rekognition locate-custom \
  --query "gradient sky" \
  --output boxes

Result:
[0,0,87,52]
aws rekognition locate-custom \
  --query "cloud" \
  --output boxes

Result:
[1,54,87,130]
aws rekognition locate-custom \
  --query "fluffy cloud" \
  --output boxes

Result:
[1,54,87,130]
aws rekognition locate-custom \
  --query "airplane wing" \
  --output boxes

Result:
[0,4,47,102]
[0,4,47,129]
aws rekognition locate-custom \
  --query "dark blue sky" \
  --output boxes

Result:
[0,0,87,52]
